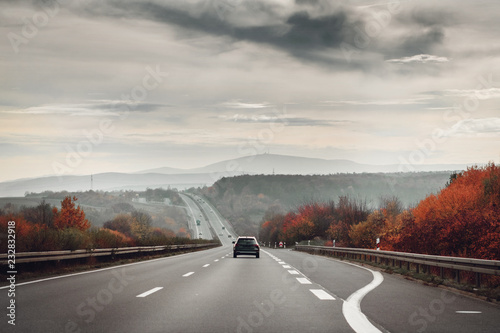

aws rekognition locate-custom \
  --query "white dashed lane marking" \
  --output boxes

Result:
[297,278,312,284]
[288,270,299,275]
[136,287,163,298]
[183,272,194,277]
[310,289,335,300]
[282,265,291,269]
[202,264,210,268]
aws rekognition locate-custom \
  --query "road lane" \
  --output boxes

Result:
[3,244,499,333]
[1,245,354,333]
[266,248,500,333]
[112,246,349,333]
[179,193,213,240]
[188,194,237,246]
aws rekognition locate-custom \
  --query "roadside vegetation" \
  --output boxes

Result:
[259,163,500,261]
[197,171,451,235]
[0,188,202,252]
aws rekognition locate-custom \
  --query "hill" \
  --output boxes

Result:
[137,153,472,176]
[0,153,474,198]
[198,172,453,236]
[0,173,215,197]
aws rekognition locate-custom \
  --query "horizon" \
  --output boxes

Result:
[2,1,500,183]
[0,152,485,185]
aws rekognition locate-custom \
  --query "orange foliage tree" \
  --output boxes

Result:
[260,197,368,246]
[53,196,90,231]
[388,163,500,259]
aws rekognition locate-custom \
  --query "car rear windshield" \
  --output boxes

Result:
[237,238,257,245]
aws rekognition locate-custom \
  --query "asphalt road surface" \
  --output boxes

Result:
[180,193,235,246]
[1,195,498,332]
[1,244,499,333]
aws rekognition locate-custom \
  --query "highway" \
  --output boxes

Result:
[180,193,235,246]
[1,195,499,332]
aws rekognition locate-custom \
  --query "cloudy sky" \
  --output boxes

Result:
[1,0,499,182]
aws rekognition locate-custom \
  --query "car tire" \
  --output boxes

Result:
[256,253,259,258]
[233,252,237,258]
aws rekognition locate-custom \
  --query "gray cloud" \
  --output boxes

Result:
[79,0,455,70]
[77,0,369,68]
[4,101,165,116]
[221,114,347,127]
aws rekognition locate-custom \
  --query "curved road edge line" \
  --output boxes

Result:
[342,264,384,333]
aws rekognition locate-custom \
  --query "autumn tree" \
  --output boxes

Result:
[326,196,369,246]
[349,210,385,248]
[130,210,152,241]
[259,213,286,245]
[176,227,190,238]
[389,163,500,259]
[53,196,90,231]
[23,200,54,227]
[104,214,133,237]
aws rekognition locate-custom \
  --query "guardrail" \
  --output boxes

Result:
[295,245,500,287]
[0,243,219,265]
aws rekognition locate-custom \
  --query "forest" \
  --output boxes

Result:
[258,163,500,261]
[198,171,452,235]
[0,188,198,252]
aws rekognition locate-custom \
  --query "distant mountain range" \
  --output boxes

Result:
[0,154,476,197]
[137,154,473,176]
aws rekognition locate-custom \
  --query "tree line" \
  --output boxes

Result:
[259,163,500,261]
[0,196,198,252]
[200,171,451,236]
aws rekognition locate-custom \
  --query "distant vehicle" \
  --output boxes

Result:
[222,226,225,230]
[196,220,201,226]
[228,235,232,238]
[233,236,259,258]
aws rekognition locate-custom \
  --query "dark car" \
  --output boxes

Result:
[233,236,260,258]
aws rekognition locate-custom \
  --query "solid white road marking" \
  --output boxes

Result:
[297,278,312,284]
[310,289,335,300]
[288,270,299,275]
[342,266,384,333]
[136,287,163,298]
[183,272,195,277]
[203,264,210,268]
[282,265,292,269]
[456,311,482,314]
